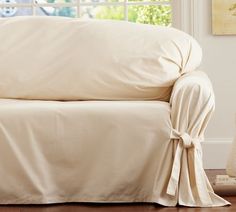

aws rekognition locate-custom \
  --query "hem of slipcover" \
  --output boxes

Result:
[177,202,231,208]
[0,196,168,206]
[0,195,230,207]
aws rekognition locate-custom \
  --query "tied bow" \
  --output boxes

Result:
[167,129,202,196]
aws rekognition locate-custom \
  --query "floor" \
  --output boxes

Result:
[0,170,235,212]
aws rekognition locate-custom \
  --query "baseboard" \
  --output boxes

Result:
[202,139,233,169]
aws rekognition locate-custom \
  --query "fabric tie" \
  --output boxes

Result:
[166,129,202,196]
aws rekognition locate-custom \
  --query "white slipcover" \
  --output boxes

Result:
[0,17,230,207]
[169,71,229,206]
[0,72,230,207]
[0,17,201,101]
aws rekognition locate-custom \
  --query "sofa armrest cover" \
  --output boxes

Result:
[168,71,230,206]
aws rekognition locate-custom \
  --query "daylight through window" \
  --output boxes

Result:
[0,0,171,26]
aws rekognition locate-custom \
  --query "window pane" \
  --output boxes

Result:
[128,5,171,26]
[36,6,76,17]
[36,0,76,4]
[128,0,169,2]
[0,0,32,4]
[81,6,124,20]
[0,7,32,17]
[81,0,123,3]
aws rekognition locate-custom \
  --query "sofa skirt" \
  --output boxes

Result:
[0,99,177,205]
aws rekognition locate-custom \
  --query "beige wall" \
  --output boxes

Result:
[197,0,236,140]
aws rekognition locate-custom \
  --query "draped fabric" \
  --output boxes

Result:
[0,17,202,101]
[0,100,174,204]
[0,18,230,207]
[168,71,230,207]
[0,71,230,207]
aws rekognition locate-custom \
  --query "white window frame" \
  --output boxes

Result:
[171,0,201,39]
[0,0,172,22]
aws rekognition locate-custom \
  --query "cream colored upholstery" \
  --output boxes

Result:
[0,17,229,207]
[0,17,201,101]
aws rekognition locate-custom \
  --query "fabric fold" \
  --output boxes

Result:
[167,129,202,197]
[169,70,230,207]
[0,17,202,101]
[0,99,175,205]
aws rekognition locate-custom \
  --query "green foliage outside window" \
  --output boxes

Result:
[94,0,171,26]
[96,4,171,26]
[94,6,124,21]
[45,0,171,26]
[128,5,171,26]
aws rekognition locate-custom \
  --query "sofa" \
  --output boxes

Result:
[0,17,230,207]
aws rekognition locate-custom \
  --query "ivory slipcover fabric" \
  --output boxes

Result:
[0,17,201,101]
[0,71,230,207]
[169,71,229,206]
[0,17,229,207]
[0,99,173,204]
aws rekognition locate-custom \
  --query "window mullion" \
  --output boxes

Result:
[124,0,128,21]
[77,0,80,18]
[32,0,36,16]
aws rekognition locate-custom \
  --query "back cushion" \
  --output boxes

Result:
[0,17,202,101]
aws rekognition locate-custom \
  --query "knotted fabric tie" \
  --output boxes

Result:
[166,129,202,196]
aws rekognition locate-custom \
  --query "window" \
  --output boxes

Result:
[0,0,172,26]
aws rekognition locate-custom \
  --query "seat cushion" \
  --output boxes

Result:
[0,17,202,101]
[0,99,173,204]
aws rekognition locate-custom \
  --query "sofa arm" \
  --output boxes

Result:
[170,71,215,114]
[166,71,230,206]
[170,71,215,137]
